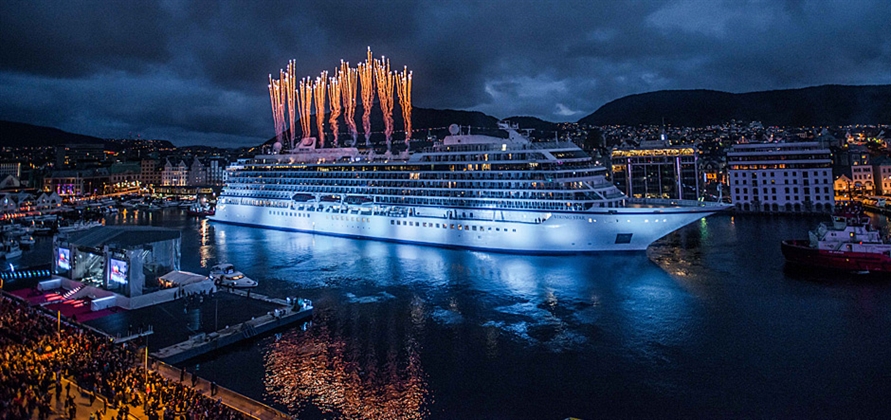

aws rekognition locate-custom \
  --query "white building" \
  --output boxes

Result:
[872,156,891,196]
[727,142,834,213]
[205,158,228,186]
[187,157,206,186]
[161,159,188,187]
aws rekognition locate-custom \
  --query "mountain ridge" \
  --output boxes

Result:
[3,84,887,150]
[578,84,891,127]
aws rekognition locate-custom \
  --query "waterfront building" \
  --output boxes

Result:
[187,157,207,186]
[44,168,110,197]
[847,145,876,196]
[34,191,63,211]
[727,141,834,213]
[0,193,18,213]
[834,174,854,201]
[0,174,21,191]
[0,162,21,179]
[205,157,229,186]
[109,161,142,194]
[161,158,188,186]
[872,156,891,195]
[610,138,699,200]
[140,158,161,188]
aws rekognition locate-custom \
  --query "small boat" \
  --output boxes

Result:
[57,220,103,234]
[187,202,215,216]
[1,241,22,260]
[33,225,54,236]
[208,263,258,288]
[781,205,891,274]
[19,234,35,249]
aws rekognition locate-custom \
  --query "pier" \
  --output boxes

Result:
[153,292,313,363]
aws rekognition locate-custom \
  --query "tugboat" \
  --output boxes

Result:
[208,263,258,289]
[781,205,891,274]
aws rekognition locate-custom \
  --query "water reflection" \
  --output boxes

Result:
[264,309,428,419]
[93,209,891,418]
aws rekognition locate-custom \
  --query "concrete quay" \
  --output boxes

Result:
[152,292,312,364]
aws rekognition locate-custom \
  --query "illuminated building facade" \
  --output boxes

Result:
[727,142,833,213]
[611,140,699,200]
[44,169,110,197]
[872,156,891,195]
[161,159,188,186]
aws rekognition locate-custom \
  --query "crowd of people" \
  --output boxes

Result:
[0,293,252,419]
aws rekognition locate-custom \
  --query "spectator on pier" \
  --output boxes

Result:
[0,294,251,420]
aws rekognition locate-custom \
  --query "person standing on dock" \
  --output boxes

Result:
[180,367,185,382]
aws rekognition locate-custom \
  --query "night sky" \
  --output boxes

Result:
[1,0,889,147]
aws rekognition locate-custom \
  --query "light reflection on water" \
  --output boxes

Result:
[264,311,427,420]
[98,210,891,419]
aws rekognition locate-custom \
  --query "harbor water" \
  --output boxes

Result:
[22,209,891,418]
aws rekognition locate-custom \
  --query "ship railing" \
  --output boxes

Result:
[527,140,579,150]
[628,197,728,208]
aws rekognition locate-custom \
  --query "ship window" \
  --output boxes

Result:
[472,226,477,231]
[512,229,516,232]
[423,222,427,227]
[615,233,633,244]
[450,224,455,229]
[436,224,440,228]
[391,220,394,225]
[496,228,500,231]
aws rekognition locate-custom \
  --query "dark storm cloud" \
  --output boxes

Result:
[0,0,171,77]
[0,0,889,147]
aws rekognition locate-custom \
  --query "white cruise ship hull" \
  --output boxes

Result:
[209,202,723,253]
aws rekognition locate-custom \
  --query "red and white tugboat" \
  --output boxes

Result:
[781,205,891,274]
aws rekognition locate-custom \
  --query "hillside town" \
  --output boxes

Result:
[0,121,889,223]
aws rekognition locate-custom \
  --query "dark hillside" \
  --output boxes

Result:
[579,85,891,126]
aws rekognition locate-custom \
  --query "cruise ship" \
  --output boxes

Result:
[209,122,730,253]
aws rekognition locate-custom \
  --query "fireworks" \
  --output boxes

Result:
[268,75,286,147]
[358,48,376,148]
[266,48,411,151]
[340,61,359,146]
[297,77,313,142]
[327,75,342,147]
[374,56,395,151]
[314,72,328,148]
[286,60,298,148]
[396,66,413,147]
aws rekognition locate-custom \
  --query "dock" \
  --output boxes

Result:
[152,292,313,364]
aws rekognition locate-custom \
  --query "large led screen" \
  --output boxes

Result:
[108,258,128,284]
[57,248,70,270]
